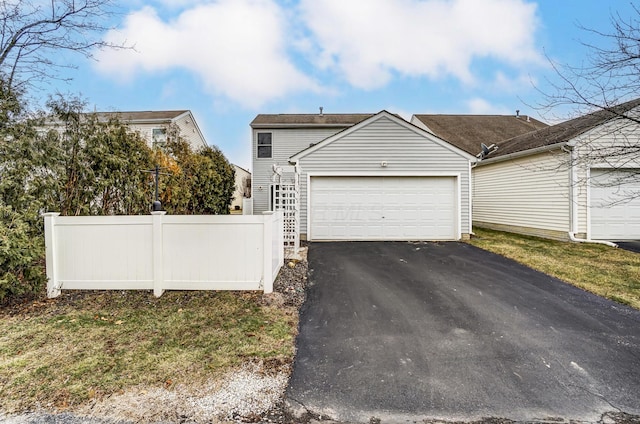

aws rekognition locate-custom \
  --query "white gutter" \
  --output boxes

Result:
[476,142,567,166]
[564,145,617,248]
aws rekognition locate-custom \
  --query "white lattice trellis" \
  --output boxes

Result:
[271,165,300,254]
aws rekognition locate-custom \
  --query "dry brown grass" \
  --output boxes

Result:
[468,228,640,309]
[0,290,298,414]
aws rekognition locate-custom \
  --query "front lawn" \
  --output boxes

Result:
[467,228,640,309]
[0,289,299,419]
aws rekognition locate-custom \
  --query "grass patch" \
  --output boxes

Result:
[0,290,298,413]
[467,228,640,309]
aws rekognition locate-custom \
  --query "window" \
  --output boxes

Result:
[152,128,167,145]
[257,132,272,158]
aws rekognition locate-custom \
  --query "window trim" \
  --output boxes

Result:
[257,132,272,158]
[152,127,167,145]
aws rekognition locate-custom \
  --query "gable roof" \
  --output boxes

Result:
[412,114,548,156]
[95,110,190,122]
[492,97,640,158]
[232,164,251,175]
[289,110,477,163]
[251,113,374,128]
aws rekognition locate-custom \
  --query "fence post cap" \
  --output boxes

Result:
[42,212,61,217]
[151,211,167,216]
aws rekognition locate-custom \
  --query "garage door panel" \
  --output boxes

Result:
[310,176,456,241]
[590,169,640,240]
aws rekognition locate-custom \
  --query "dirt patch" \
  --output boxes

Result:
[266,249,308,309]
[78,361,290,423]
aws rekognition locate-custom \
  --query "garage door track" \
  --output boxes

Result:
[286,242,640,423]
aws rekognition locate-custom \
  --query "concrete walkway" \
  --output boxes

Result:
[286,242,640,423]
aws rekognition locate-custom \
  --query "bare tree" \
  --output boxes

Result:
[540,4,640,119]
[0,0,128,91]
[534,3,640,201]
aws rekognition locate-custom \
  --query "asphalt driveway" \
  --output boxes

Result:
[286,242,640,423]
[616,241,640,254]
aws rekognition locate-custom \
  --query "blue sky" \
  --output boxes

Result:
[45,0,637,169]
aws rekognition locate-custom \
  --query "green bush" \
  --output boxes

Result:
[0,205,46,303]
[0,91,237,304]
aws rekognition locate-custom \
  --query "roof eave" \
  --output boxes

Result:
[250,123,357,129]
[121,118,174,124]
[182,111,208,149]
[290,110,478,164]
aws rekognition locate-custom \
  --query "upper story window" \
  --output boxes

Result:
[257,132,272,158]
[152,128,167,145]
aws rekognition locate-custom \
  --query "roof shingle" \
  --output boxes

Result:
[95,110,189,121]
[413,114,548,155]
[493,98,640,158]
[251,113,374,127]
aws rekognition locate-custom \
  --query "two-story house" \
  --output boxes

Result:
[251,110,476,242]
[96,110,208,151]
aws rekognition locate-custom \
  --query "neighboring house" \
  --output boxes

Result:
[470,99,640,241]
[95,110,208,151]
[231,164,251,211]
[251,110,476,241]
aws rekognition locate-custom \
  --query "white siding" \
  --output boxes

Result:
[126,122,162,146]
[573,118,640,169]
[410,116,433,133]
[173,113,208,150]
[252,128,345,214]
[474,152,571,235]
[126,114,207,151]
[298,116,471,237]
[231,165,251,211]
[575,165,589,235]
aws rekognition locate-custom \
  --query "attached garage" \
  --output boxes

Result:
[288,111,475,241]
[590,169,640,240]
[309,176,457,240]
[469,99,640,244]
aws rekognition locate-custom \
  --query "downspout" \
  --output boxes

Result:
[568,231,617,247]
[564,145,617,248]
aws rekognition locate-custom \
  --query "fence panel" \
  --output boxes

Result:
[161,215,265,291]
[44,212,283,297]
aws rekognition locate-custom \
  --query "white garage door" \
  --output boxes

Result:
[309,176,457,241]
[590,169,640,240]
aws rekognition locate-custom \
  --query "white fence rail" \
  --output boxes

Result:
[43,211,284,298]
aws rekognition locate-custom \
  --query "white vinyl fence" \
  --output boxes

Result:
[43,211,284,298]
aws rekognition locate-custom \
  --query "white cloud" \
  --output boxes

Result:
[299,0,542,89]
[491,71,536,93]
[465,97,512,114]
[94,0,318,108]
